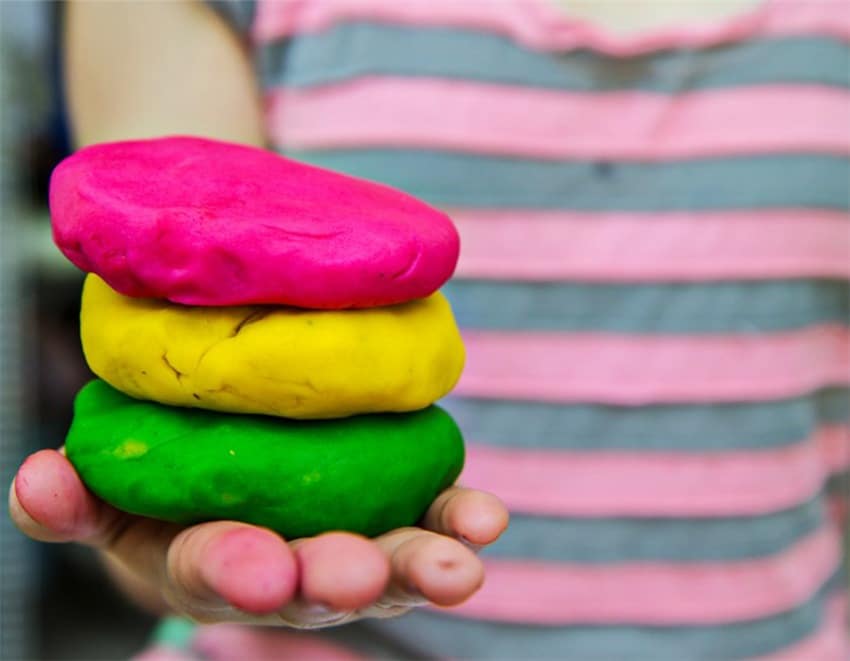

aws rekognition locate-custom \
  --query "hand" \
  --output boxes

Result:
[9,449,508,628]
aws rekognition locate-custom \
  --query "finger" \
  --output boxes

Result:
[9,450,197,616]
[293,532,390,611]
[375,527,484,608]
[166,521,298,619]
[267,533,391,629]
[9,449,122,543]
[274,527,484,628]
[421,486,509,547]
[10,449,179,585]
[11,451,299,621]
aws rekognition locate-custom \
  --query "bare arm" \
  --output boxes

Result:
[64,0,265,148]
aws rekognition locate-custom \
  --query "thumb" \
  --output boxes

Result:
[9,448,123,544]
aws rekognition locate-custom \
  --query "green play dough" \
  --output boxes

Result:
[65,380,465,539]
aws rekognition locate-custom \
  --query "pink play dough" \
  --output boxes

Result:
[49,136,459,308]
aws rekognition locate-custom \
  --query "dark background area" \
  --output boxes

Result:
[2,3,157,658]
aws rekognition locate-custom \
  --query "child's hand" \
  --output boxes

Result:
[9,449,508,628]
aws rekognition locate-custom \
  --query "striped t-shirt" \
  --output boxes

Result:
[201,1,850,659]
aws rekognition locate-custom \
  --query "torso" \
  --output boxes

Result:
[206,2,850,657]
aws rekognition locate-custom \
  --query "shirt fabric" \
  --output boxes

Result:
[168,1,850,659]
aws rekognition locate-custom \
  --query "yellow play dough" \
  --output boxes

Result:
[80,274,465,419]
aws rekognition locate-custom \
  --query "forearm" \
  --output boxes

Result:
[63,0,265,148]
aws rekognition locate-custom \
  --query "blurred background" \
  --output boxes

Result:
[1,2,156,659]
[1,3,848,660]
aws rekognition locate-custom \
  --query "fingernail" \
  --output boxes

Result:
[459,536,483,553]
[404,583,429,607]
[303,602,352,625]
[305,602,334,616]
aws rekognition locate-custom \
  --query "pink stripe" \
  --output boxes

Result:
[820,427,850,475]
[254,0,850,54]
[268,81,850,160]
[193,625,362,661]
[755,593,849,661]
[457,325,850,404]
[827,496,847,530]
[461,426,847,517]
[132,648,196,661]
[254,0,556,44]
[450,209,850,282]
[444,527,840,624]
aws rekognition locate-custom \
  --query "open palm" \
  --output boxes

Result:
[10,449,508,628]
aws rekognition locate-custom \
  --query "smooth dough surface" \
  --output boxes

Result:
[66,380,465,539]
[50,136,459,308]
[81,275,465,419]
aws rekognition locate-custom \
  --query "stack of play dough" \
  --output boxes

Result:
[50,136,466,539]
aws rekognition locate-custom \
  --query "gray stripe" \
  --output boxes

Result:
[284,150,850,211]
[207,0,256,39]
[826,471,849,496]
[444,279,850,334]
[260,24,850,92]
[440,388,849,451]
[484,497,825,563]
[370,573,843,661]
